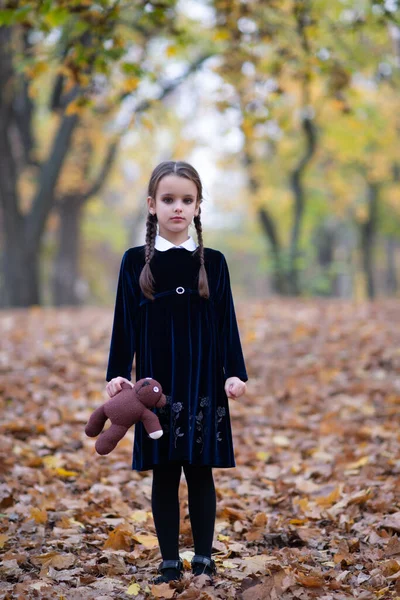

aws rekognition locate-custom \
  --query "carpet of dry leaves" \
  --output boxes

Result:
[1,299,400,600]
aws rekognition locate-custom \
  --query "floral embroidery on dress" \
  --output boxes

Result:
[193,396,210,454]
[215,405,226,442]
[156,395,184,446]
[157,394,223,452]
[171,401,184,447]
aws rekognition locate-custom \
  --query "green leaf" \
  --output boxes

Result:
[104,47,126,61]
[0,6,32,25]
[0,9,14,26]
[121,62,143,76]
[43,7,70,28]
[72,20,90,37]
[39,0,52,13]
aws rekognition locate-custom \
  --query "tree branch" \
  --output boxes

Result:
[79,52,215,203]
[25,91,80,251]
[82,140,118,201]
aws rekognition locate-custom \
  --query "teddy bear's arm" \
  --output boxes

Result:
[85,405,108,438]
[141,408,163,440]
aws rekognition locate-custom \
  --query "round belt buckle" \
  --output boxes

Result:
[176,286,185,294]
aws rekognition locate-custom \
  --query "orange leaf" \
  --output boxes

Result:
[296,572,325,588]
[104,526,133,551]
[131,533,159,548]
[220,506,246,521]
[315,485,342,507]
[30,508,48,524]
[151,583,175,598]
[253,512,268,527]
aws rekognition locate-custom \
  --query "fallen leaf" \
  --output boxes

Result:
[272,435,291,447]
[29,581,52,591]
[0,559,22,578]
[132,533,159,548]
[384,535,400,557]
[126,582,141,596]
[54,467,78,477]
[296,572,325,588]
[380,512,400,533]
[346,456,369,469]
[130,510,148,523]
[253,512,267,527]
[104,525,134,551]
[151,582,175,598]
[30,508,48,524]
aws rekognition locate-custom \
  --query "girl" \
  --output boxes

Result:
[105,161,248,584]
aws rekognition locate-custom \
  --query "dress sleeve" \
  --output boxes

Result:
[215,253,248,383]
[106,250,139,382]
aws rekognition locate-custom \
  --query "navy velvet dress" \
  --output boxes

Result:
[106,245,248,471]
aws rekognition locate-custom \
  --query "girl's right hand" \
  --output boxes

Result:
[106,377,134,398]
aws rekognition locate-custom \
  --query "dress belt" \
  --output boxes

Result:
[139,287,198,306]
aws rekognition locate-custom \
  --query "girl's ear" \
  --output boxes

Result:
[147,196,156,215]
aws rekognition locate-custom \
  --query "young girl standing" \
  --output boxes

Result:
[105,161,248,584]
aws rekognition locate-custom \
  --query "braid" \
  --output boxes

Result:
[139,212,158,300]
[194,208,210,299]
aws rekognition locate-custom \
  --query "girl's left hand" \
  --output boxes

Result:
[225,377,247,400]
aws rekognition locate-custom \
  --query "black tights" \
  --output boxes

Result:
[151,462,216,560]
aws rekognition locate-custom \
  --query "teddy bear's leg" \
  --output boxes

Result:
[85,405,108,437]
[141,409,163,440]
[95,424,129,455]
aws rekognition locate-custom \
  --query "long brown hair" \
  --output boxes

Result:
[139,161,210,300]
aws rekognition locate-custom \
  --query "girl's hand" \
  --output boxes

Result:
[106,376,134,398]
[225,377,247,400]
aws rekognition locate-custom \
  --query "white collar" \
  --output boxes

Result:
[155,234,198,251]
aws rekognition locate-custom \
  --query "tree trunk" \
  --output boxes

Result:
[288,115,317,295]
[312,218,338,297]
[258,207,286,294]
[0,27,39,305]
[333,224,354,299]
[243,150,287,294]
[52,196,84,306]
[2,223,40,306]
[360,180,379,300]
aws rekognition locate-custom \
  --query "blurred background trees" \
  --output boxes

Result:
[1,0,400,307]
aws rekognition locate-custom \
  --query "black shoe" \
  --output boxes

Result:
[152,559,183,584]
[191,554,217,579]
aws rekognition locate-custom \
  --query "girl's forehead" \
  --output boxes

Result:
[156,174,197,197]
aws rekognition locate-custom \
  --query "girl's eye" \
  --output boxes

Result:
[162,197,193,203]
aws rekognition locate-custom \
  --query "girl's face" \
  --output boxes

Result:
[147,174,200,238]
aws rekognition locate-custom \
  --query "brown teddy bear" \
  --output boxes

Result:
[85,377,167,455]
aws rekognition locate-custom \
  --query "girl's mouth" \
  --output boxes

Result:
[171,217,184,221]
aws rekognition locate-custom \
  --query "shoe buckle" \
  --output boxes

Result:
[158,558,183,573]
